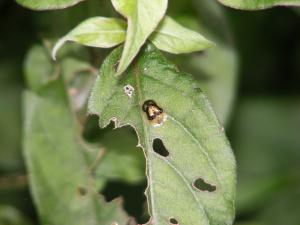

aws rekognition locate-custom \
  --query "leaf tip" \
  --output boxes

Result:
[198,36,215,51]
[207,39,216,48]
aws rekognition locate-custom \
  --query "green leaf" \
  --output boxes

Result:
[16,0,84,10]
[23,45,141,225]
[60,57,97,113]
[52,17,127,60]
[25,45,58,92]
[150,16,214,54]
[168,0,239,125]
[23,80,132,225]
[89,44,236,225]
[187,44,238,125]
[111,0,168,75]
[217,0,300,10]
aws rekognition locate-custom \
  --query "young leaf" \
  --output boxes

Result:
[89,44,236,225]
[150,16,214,54]
[52,17,127,60]
[111,0,168,75]
[217,0,300,10]
[16,0,84,10]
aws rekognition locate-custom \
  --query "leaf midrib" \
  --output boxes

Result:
[133,62,158,222]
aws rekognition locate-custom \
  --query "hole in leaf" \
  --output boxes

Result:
[193,178,216,192]
[169,217,179,224]
[77,186,87,196]
[152,138,169,157]
[194,87,202,93]
[102,180,149,224]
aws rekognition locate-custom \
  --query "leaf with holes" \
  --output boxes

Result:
[52,17,127,60]
[111,0,168,75]
[16,0,84,10]
[89,44,236,225]
[217,0,300,10]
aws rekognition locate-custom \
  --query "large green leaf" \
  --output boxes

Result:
[23,82,130,225]
[217,0,300,10]
[89,44,236,225]
[23,45,143,225]
[186,44,238,125]
[16,0,84,10]
[111,0,168,75]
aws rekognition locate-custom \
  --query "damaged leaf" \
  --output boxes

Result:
[89,44,236,225]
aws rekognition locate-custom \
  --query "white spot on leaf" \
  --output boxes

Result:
[123,84,134,98]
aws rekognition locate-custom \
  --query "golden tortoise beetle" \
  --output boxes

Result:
[142,100,167,127]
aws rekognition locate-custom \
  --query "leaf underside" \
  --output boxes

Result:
[218,0,300,10]
[89,44,236,225]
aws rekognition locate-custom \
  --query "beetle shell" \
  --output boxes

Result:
[142,100,167,127]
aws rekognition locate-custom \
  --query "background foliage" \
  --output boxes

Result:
[0,0,300,224]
